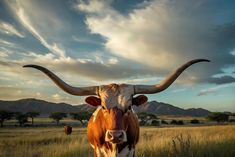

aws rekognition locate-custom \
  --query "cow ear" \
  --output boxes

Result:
[132,95,148,106]
[85,96,101,107]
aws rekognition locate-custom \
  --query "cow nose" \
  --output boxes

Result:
[109,131,123,139]
[105,130,125,143]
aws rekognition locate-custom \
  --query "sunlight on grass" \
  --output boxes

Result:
[0,125,235,157]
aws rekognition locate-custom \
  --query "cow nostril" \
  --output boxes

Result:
[119,132,123,139]
[108,131,113,139]
[116,132,123,139]
[112,131,123,139]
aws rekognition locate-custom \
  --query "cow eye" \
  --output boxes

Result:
[102,106,106,110]
[124,106,132,114]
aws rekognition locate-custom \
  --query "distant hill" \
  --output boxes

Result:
[0,98,210,117]
[133,101,210,117]
[0,98,95,117]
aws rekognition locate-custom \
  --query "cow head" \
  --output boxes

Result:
[23,59,210,144]
[85,84,148,143]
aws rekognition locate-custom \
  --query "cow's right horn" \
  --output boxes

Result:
[23,65,98,96]
[134,59,210,94]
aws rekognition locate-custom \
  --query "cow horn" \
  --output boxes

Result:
[134,59,210,94]
[23,65,98,96]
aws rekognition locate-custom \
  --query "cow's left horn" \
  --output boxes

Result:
[23,65,98,96]
[134,59,210,94]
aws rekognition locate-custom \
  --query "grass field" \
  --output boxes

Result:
[0,125,235,157]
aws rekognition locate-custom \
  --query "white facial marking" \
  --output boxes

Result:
[118,146,134,157]
[96,148,102,157]
[97,146,114,157]
[92,106,102,122]
[98,84,134,111]
[97,145,134,157]
[122,130,127,142]
[131,108,138,119]
[127,148,135,157]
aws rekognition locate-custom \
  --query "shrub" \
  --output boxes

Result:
[139,120,146,126]
[151,120,161,126]
[190,119,200,124]
[0,110,13,127]
[171,120,184,125]
[229,119,235,122]
[177,120,184,125]
[162,120,168,124]
[207,112,229,123]
[171,120,178,125]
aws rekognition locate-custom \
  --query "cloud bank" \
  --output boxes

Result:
[76,0,235,83]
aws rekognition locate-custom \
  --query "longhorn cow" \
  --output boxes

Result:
[23,59,209,157]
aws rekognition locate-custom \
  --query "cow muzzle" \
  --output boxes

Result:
[105,130,127,144]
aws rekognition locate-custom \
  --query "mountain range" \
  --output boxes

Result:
[0,98,210,117]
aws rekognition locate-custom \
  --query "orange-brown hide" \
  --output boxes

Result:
[64,125,72,135]
[87,107,139,155]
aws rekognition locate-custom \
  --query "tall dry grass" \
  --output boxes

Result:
[137,125,235,157]
[0,125,234,157]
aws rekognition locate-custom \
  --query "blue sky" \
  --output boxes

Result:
[0,0,234,112]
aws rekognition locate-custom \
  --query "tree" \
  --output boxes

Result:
[137,112,157,120]
[207,112,229,123]
[15,112,28,126]
[137,112,158,126]
[26,112,40,126]
[137,112,148,120]
[0,110,13,127]
[70,111,92,126]
[50,112,67,125]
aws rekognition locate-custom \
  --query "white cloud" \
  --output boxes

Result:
[171,88,187,93]
[73,36,100,45]
[0,51,8,58]
[198,89,217,96]
[0,39,15,47]
[52,93,63,101]
[77,0,187,69]
[6,0,66,58]
[0,48,159,92]
[52,94,61,100]
[198,83,235,96]
[0,21,24,38]
[76,0,113,13]
[108,57,118,64]
[16,8,65,58]
[34,92,42,99]
[230,49,235,56]
[77,0,235,81]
